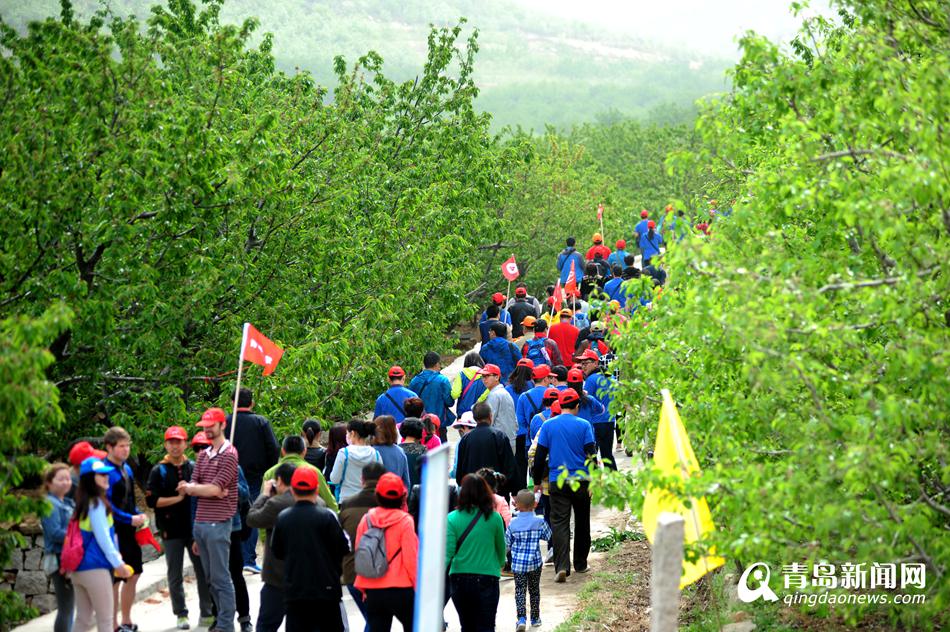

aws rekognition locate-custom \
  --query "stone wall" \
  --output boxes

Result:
[2,517,57,614]
[3,509,162,616]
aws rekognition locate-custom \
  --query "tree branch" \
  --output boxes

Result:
[817,266,938,293]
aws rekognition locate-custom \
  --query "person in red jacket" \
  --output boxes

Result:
[354,473,418,631]
[548,309,580,368]
[585,233,612,261]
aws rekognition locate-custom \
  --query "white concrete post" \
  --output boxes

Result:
[650,512,685,632]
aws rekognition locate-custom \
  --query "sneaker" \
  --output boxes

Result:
[501,568,514,577]
[177,616,191,630]
[243,563,262,574]
[239,617,254,632]
[576,565,591,573]
[544,549,554,564]
[531,618,542,627]
[555,570,567,583]
[198,617,215,628]
[117,625,137,632]
[517,617,527,631]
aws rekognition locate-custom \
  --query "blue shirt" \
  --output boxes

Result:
[556,248,586,284]
[537,413,596,482]
[639,231,664,262]
[479,312,512,345]
[374,444,412,492]
[606,249,630,270]
[604,277,625,302]
[409,369,455,425]
[505,511,552,573]
[576,397,606,427]
[505,382,533,419]
[634,219,649,241]
[516,386,549,437]
[373,385,418,422]
[584,372,615,424]
[529,409,554,443]
[479,338,521,384]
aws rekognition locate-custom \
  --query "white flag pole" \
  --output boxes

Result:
[414,444,451,632]
[229,323,250,445]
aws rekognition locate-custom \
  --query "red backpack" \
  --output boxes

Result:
[59,519,84,575]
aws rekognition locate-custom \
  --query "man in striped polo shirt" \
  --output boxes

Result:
[179,408,239,632]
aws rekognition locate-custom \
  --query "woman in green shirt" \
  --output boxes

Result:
[446,474,507,631]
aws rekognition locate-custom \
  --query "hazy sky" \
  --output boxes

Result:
[516,0,832,57]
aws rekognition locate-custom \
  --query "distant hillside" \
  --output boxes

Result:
[0,0,730,130]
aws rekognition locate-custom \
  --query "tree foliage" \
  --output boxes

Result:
[0,303,72,624]
[600,0,949,627]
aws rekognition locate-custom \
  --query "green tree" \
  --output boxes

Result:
[0,304,72,624]
[599,0,949,627]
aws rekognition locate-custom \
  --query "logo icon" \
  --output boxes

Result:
[738,562,779,603]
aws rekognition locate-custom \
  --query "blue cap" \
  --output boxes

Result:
[79,457,116,476]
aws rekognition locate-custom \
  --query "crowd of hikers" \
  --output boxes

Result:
[37,213,690,632]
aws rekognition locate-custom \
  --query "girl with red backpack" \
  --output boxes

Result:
[65,457,131,632]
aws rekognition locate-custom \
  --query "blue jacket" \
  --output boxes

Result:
[479,338,521,384]
[77,501,123,572]
[41,494,74,555]
[374,385,418,422]
[556,248,586,284]
[479,312,512,345]
[584,372,615,425]
[409,369,456,425]
[105,461,139,526]
[606,249,630,270]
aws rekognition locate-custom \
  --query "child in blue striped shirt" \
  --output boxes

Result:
[505,489,553,630]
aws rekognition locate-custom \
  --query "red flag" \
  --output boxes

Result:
[564,260,578,298]
[552,279,564,313]
[501,255,520,282]
[242,323,284,376]
[597,203,604,221]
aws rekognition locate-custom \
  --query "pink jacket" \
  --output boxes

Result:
[354,507,418,592]
[494,494,512,527]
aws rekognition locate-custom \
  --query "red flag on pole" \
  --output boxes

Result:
[597,203,604,221]
[552,279,564,313]
[242,323,284,375]
[501,255,520,282]
[564,260,578,298]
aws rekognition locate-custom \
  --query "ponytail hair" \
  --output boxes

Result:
[302,419,322,446]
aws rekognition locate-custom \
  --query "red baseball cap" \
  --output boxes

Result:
[515,287,527,297]
[491,292,506,305]
[376,472,408,499]
[191,432,211,448]
[640,210,649,218]
[567,368,585,383]
[197,407,226,427]
[647,220,656,229]
[542,387,560,403]
[424,413,441,429]
[291,467,320,492]
[551,401,562,414]
[68,441,106,467]
[532,365,551,380]
[558,389,580,407]
[616,239,626,249]
[388,366,405,379]
[516,358,535,369]
[478,364,501,377]
[574,349,600,363]
[164,426,188,441]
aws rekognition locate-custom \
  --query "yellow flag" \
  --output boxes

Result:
[641,389,725,588]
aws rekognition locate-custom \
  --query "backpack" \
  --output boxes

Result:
[353,512,403,579]
[59,519,84,575]
[524,338,551,366]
